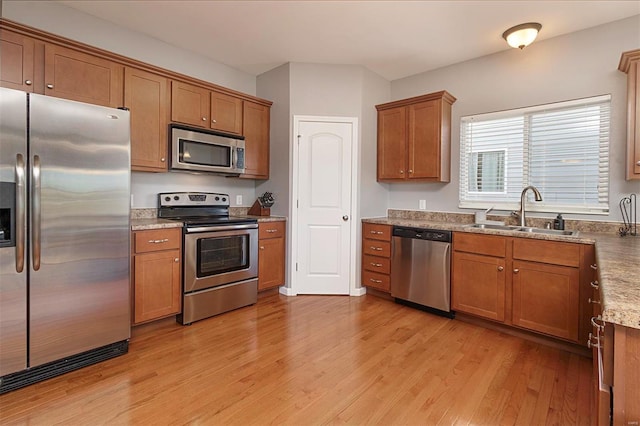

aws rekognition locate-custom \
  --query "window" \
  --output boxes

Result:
[459,95,610,214]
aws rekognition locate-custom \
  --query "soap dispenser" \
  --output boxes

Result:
[553,214,565,230]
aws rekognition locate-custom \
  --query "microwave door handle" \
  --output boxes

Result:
[232,147,237,169]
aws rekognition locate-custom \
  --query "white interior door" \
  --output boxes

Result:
[294,118,354,295]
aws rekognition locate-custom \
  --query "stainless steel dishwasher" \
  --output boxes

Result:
[390,226,453,317]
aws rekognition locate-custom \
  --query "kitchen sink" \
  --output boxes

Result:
[515,227,579,236]
[466,223,579,237]
[467,224,520,231]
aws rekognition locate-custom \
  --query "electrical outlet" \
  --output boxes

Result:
[419,199,426,210]
[236,195,242,205]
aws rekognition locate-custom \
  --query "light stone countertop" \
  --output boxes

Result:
[363,217,640,330]
[130,216,286,231]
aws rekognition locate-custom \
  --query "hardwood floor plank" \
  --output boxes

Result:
[0,294,592,425]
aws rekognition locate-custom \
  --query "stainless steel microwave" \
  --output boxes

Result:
[170,125,245,175]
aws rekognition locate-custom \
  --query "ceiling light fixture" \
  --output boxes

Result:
[502,22,542,49]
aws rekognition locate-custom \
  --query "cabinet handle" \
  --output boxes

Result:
[212,119,217,123]
[590,264,597,270]
[369,230,383,235]
[591,316,605,331]
[588,297,601,305]
[513,268,519,274]
[25,80,32,85]
[369,278,383,284]
[497,266,504,271]
[370,262,383,267]
[174,258,179,263]
[370,246,383,251]
[637,160,640,166]
[148,238,169,244]
[202,117,207,121]
[409,169,413,173]
[399,170,404,174]
[260,246,265,250]
[46,84,54,89]
[590,280,599,289]
[266,229,278,233]
[587,332,601,349]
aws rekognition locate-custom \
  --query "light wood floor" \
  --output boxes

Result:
[0,292,592,425]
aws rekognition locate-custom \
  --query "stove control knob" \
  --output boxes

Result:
[222,197,227,202]
[215,196,220,201]
[174,196,179,201]
[164,196,171,202]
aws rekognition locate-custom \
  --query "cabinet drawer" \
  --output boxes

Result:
[363,239,391,258]
[454,232,506,257]
[362,270,390,292]
[512,238,580,267]
[134,228,181,253]
[363,254,391,274]
[259,221,285,239]
[362,223,392,241]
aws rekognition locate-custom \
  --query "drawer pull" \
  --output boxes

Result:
[590,264,598,270]
[369,230,384,235]
[591,316,605,331]
[174,258,179,263]
[370,262,383,267]
[513,268,519,274]
[587,332,601,349]
[148,238,169,244]
[266,229,278,233]
[588,297,601,305]
[369,278,383,284]
[497,266,504,272]
[369,246,383,251]
[260,246,265,250]
[590,280,599,289]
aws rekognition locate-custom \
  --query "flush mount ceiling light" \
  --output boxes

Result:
[502,22,542,49]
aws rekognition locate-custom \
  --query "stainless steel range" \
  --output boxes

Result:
[158,192,258,325]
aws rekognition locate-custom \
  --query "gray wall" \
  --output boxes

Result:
[388,15,640,222]
[3,0,259,208]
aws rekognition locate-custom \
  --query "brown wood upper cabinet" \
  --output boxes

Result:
[241,101,270,179]
[44,43,123,108]
[171,81,243,135]
[376,91,456,182]
[619,49,640,180]
[0,29,38,92]
[124,67,170,172]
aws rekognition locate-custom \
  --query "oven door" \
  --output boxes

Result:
[184,225,258,293]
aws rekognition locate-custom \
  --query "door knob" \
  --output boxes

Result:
[342,215,349,221]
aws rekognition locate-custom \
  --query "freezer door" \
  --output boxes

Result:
[29,94,131,367]
[0,88,28,376]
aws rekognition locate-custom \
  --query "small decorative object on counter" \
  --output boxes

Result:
[619,193,637,237]
[553,214,564,230]
[248,191,275,216]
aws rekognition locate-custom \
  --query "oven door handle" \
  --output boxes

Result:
[185,224,258,233]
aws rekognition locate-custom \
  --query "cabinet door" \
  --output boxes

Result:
[452,251,506,322]
[512,260,579,341]
[44,44,123,107]
[134,250,181,324]
[630,60,640,178]
[171,81,210,128]
[211,91,242,134]
[125,67,169,171]
[0,30,35,92]
[241,101,269,179]
[258,237,285,290]
[408,100,440,180]
[377,107,407,180]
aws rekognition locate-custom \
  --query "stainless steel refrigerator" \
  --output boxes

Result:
[0,87,131,393]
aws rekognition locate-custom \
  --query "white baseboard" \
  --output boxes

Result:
[279,286,297,296]
[350,287,367,296]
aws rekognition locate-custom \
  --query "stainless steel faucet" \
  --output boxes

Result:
[518,186,543,227]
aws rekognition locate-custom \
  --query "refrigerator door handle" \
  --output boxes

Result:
[32,155,41,271]
[15,153,26,273]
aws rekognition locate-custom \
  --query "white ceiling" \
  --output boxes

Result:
[57,0,640,81]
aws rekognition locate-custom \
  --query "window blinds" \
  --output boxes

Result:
[459,95,610,214]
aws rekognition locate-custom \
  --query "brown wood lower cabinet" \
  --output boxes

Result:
[131,228,182,324]
[361,223,392,292]
[258,221,286,291]
[452,232,591,344]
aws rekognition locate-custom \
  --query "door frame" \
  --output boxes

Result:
[282,115,362,296]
